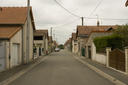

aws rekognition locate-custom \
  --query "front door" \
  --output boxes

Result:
[81,48,85,56]
[88,46,91,59]
[0,42,6,72]
[11,44,19,67]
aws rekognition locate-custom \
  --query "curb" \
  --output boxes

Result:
[0,57,48,85]
[73,56,127,85]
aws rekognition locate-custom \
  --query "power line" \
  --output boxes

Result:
[88,0,104,17]
[86,17,128,21]
[54,0,81,18]
[54,18,80,28]
[36,18,80,28]
[54,0,128,21]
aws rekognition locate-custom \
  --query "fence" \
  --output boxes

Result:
[106,47,128,73]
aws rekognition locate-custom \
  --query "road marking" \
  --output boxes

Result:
[73,55,127,85]
[0,57,48,85]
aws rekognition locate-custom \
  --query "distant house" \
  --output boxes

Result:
[0,7,35,71]
[34,30,49,57]
[53,40,58,49]
[48,36,53,53]
[64,38,72,51]
[71,33,78,53]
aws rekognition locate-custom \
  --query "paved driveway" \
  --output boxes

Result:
[9,50,114,85]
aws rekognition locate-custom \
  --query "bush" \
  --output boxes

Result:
[114,25,128,47]
[93,34,123,53]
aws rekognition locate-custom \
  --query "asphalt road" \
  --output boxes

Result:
[9,50,114,85]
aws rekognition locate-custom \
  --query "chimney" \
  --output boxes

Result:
[97,20,100,27]
[0,7,2,12]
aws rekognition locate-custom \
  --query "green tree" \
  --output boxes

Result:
[114,24,128,47]
[58,44,64,49]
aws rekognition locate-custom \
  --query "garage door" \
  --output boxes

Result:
[0,42,6,72]
[11,44,19,67]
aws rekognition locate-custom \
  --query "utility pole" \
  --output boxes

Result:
[125,0,128,7]
[51,27,53,37]
[26,0,30,64]
[81,17,84,26]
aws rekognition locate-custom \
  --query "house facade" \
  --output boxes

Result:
[0,26,22,71]
[34,30,49,58]
[76,25,117,57]
[71,33,78,53]
[0,7,35,71]
[86,31,112,65]
[64,38,72,51]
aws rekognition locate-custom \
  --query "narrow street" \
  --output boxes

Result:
[9,50,114,85]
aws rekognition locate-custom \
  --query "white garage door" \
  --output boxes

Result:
[0,42,6,72]
[11,44,19,67]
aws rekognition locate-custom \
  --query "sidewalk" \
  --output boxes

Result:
[75,55,128,84]
[0,56,45,83]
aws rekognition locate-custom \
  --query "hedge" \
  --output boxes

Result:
[93,34,123,53]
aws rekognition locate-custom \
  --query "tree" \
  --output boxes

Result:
[114,25,128,48]
[58,44,64,49]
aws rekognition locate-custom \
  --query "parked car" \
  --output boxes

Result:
[55,48,60,52]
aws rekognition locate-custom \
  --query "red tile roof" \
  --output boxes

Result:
[72,33,76,40]
[34,29,49,38]
[0,7,35,30]
[0,26,21,39]
[77,25,117,36]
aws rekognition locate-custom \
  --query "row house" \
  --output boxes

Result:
[53,40,58,49]
[48,36,53,53]
[64,38,72,51]
[0,7,35,72]
[76,23,117,58]
[71,33,78,53]
[34,30,49,58]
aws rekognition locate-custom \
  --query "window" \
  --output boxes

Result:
[34,36,43,40]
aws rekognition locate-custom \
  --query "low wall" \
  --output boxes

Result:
[92,53,106,65]
[92,43,106,65]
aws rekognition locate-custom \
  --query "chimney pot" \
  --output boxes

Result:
[97,20,100,27]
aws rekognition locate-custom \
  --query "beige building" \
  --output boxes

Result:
[71,33,78,53]
[0,26,22,71]
[76,25,117,57]
[0,7,35,71]
[34,30,49,58]
[86,31,112,65]
[64,38,72,51]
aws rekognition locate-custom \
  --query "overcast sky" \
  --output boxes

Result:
[0,0,128,44]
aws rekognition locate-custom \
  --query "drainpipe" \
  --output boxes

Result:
[9,40,11,69]
[32,29,34,60]
[21,26,24,64]
[26,0,30,63]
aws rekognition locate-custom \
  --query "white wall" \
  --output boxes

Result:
[92,43,106,65]
[10,29,22,68]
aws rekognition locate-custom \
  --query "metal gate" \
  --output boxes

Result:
[81,48,85,56]
[11,44,19,67]
[109,48,125,72]
[0,42,6,72]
